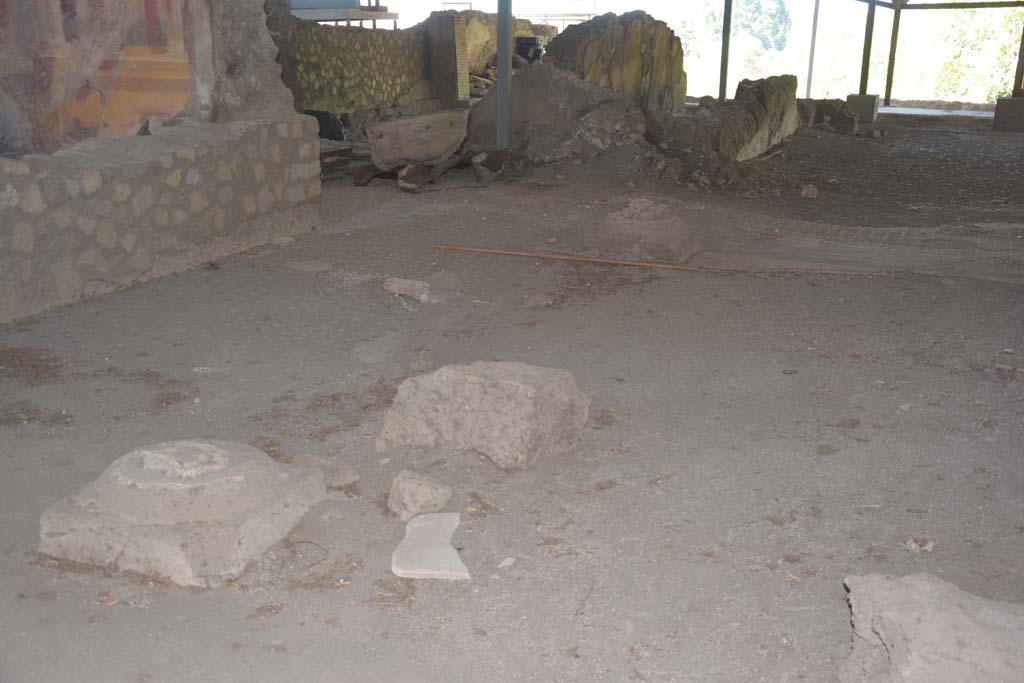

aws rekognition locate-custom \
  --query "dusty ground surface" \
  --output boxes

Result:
[2,115,1023,682]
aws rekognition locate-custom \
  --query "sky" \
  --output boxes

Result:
[378,0,1017,102]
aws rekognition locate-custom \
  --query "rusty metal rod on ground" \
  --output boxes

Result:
[432,243,865,276]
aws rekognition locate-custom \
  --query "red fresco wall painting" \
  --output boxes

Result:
[0,0,193,153]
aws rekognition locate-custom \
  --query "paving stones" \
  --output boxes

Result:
[391,513,470,580]
[841,573,1024,683]
[37,440,327,587]
[388,470,452,522]
[376,361,591,470]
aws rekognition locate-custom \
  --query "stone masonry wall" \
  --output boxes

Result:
[0,115,320,321]
[291,27,430,117]
[426,12,471,107]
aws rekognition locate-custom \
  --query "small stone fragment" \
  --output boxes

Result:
[392,512,470,580]
[270,235,295,246]
[388,469,452,522]
[471,148,514,184]
[383,277,430,303]
[801,183,819,199]
[396,163,434,193]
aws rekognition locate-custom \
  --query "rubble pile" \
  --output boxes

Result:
[466,64,644,163]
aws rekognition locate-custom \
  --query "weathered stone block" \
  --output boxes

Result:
[112,182,132,203]
[546,11,686,114]
[95,225,119,251]
[846,94,879,124]
[131,186,156,216]
[50,207,74,229]
[164,168,183,188]
[718,75,799,161]
[842,573,1024,683]
[796,98,817,127]
[467,64,644,163]
[0,159,31,176]
[814,99,859,135]
[19,185,46,216]
[77,172,105,198]
[388,470,452,522]
[368,110,470,170]
[189,191,210,215]
[377,361,591,470]
[38,440,327,587]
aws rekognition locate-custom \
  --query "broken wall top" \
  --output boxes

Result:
[545,11,686,115]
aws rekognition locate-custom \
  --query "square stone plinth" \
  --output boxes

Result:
[846,94,879,124]
[38,440,326,587]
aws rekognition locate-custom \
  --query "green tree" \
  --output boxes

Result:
[706,0,792,53]
[937,8,1024,102]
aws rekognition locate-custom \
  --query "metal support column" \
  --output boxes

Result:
[884,0,902,104]
[806,0,821,98]
[496,0,512,147]
[719,0,733,102]
[1014,23,1024,98]
[859,0,876,95]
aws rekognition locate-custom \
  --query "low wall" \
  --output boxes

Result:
[0,115,321,321]
[266,2,470,134]
[291,26,432,118]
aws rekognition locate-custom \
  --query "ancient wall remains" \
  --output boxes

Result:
[545,12,686,115]
[0,0,198,155]
[267,2,469,132]
[0,0,320,321]
[0,116,320,321]
[460,11,559,76]
[426,13,471,106]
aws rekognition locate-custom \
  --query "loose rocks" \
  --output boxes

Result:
[38,440,326,587]
[814,99,860,135]
[466,64,644,164]
[383,277,430,302]
[388,470,452,522]
[842,573,1024,683]
[376,361,591,470]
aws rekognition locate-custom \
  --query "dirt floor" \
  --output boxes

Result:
[1,114,1023,682]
